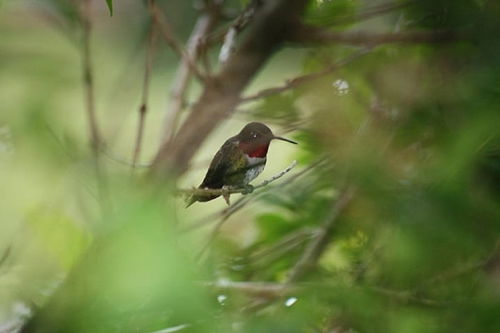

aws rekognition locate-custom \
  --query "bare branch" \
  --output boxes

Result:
[205,280,446,306]
[161,8,219,145]
[240,48,370,103]
[190,162,297,261]
[368,286,446,307]
[325,0,415,26]
[0,246,11,269]
[147,0,208,84]
[293,26,462,46]
[132,24,156,171]
[206,280,295,298]
[182,158,326,233]
[286,186,355,283]
[150,324,191,333]
[81,0,102,152]
[191,160,324,262]
[219,0,262,63]
[80,0,109,213]
[178,160,297,197]
[249,228,315,264]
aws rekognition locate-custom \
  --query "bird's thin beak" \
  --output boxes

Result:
[273,136,298,144]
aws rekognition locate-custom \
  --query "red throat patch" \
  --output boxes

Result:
[246,144,269,158]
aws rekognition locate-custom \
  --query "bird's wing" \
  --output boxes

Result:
[200,138,239,189]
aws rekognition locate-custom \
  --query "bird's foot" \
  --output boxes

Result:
[242,184,254,194]
[221,185,231,205]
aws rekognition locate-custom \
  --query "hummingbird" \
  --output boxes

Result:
[186,122,297,207]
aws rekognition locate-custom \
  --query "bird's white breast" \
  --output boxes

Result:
[243,155,266,184]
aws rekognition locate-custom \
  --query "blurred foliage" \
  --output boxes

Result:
[105,0,113,16]
[1,0,500,332]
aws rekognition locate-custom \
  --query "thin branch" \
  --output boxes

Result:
[219,0,262,63]
[182,158,326,233]
[240,48,370,103]
[101,145,151,168]
[205,280,445,306]
[179,160,297,197]
[324,0,415,26]
[286,186,355,283]
[249,228,315,265]
[147,0,208,84]
[368,286,447,307]
[150,324,191,333]
[80,0,110,214]
[161,7,219,144]
[192,160,327,263]
[81,0,102,152]
[422,240,500,286]
[206,280,294,298]
[0,246,11,270]
[191,161,298,261]
[132,24,156,171]
[293,26,462,46]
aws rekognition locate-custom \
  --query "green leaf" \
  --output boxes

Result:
[105,0,113,16]
[255,213,293,242]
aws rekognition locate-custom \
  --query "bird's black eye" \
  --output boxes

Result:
[251,132,258,138]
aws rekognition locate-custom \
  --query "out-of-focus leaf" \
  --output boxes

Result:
[27,206,91,270]
[105,0,113,16]
[255,213,293,243]
[251,93,300,125]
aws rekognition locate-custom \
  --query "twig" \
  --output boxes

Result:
[249,228,315,265]
[368,286,446,307]
[80,0,109,214]
[422,240,500,286]
[321,0,415,26]
[150,324,191,333]
[182,158,326,232]
[148,0,208,84]
[179,160,297,197]
[286,186,355,283]
[205,280,445,306]
[240,48,370,103]
[132,24,156,171]
[81,0,102,152]
[101,145,150,168]
[205,280,294,298]
[219,27,237,64]
[161,9,219,144]
[293,26,462,46]
[193,160,328,263]
[191,161,297,261]
[0,246,11,270]
[218,0,261,63]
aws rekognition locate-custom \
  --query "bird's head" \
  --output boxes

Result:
[237,122,297,157]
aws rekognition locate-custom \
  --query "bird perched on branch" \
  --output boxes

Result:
[186,122,297,207]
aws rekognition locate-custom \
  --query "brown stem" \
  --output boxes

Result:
[81,0,101,153]
[179,160,296,197]
[132,24,156,171]
[182,158,326,233]
[148,0,207,84]
[293,26,462,46]
[325,0,415,26]
[80,0,111,215]
[286,186,355,283]
[240,48,371,103]
[161,9,219,145]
